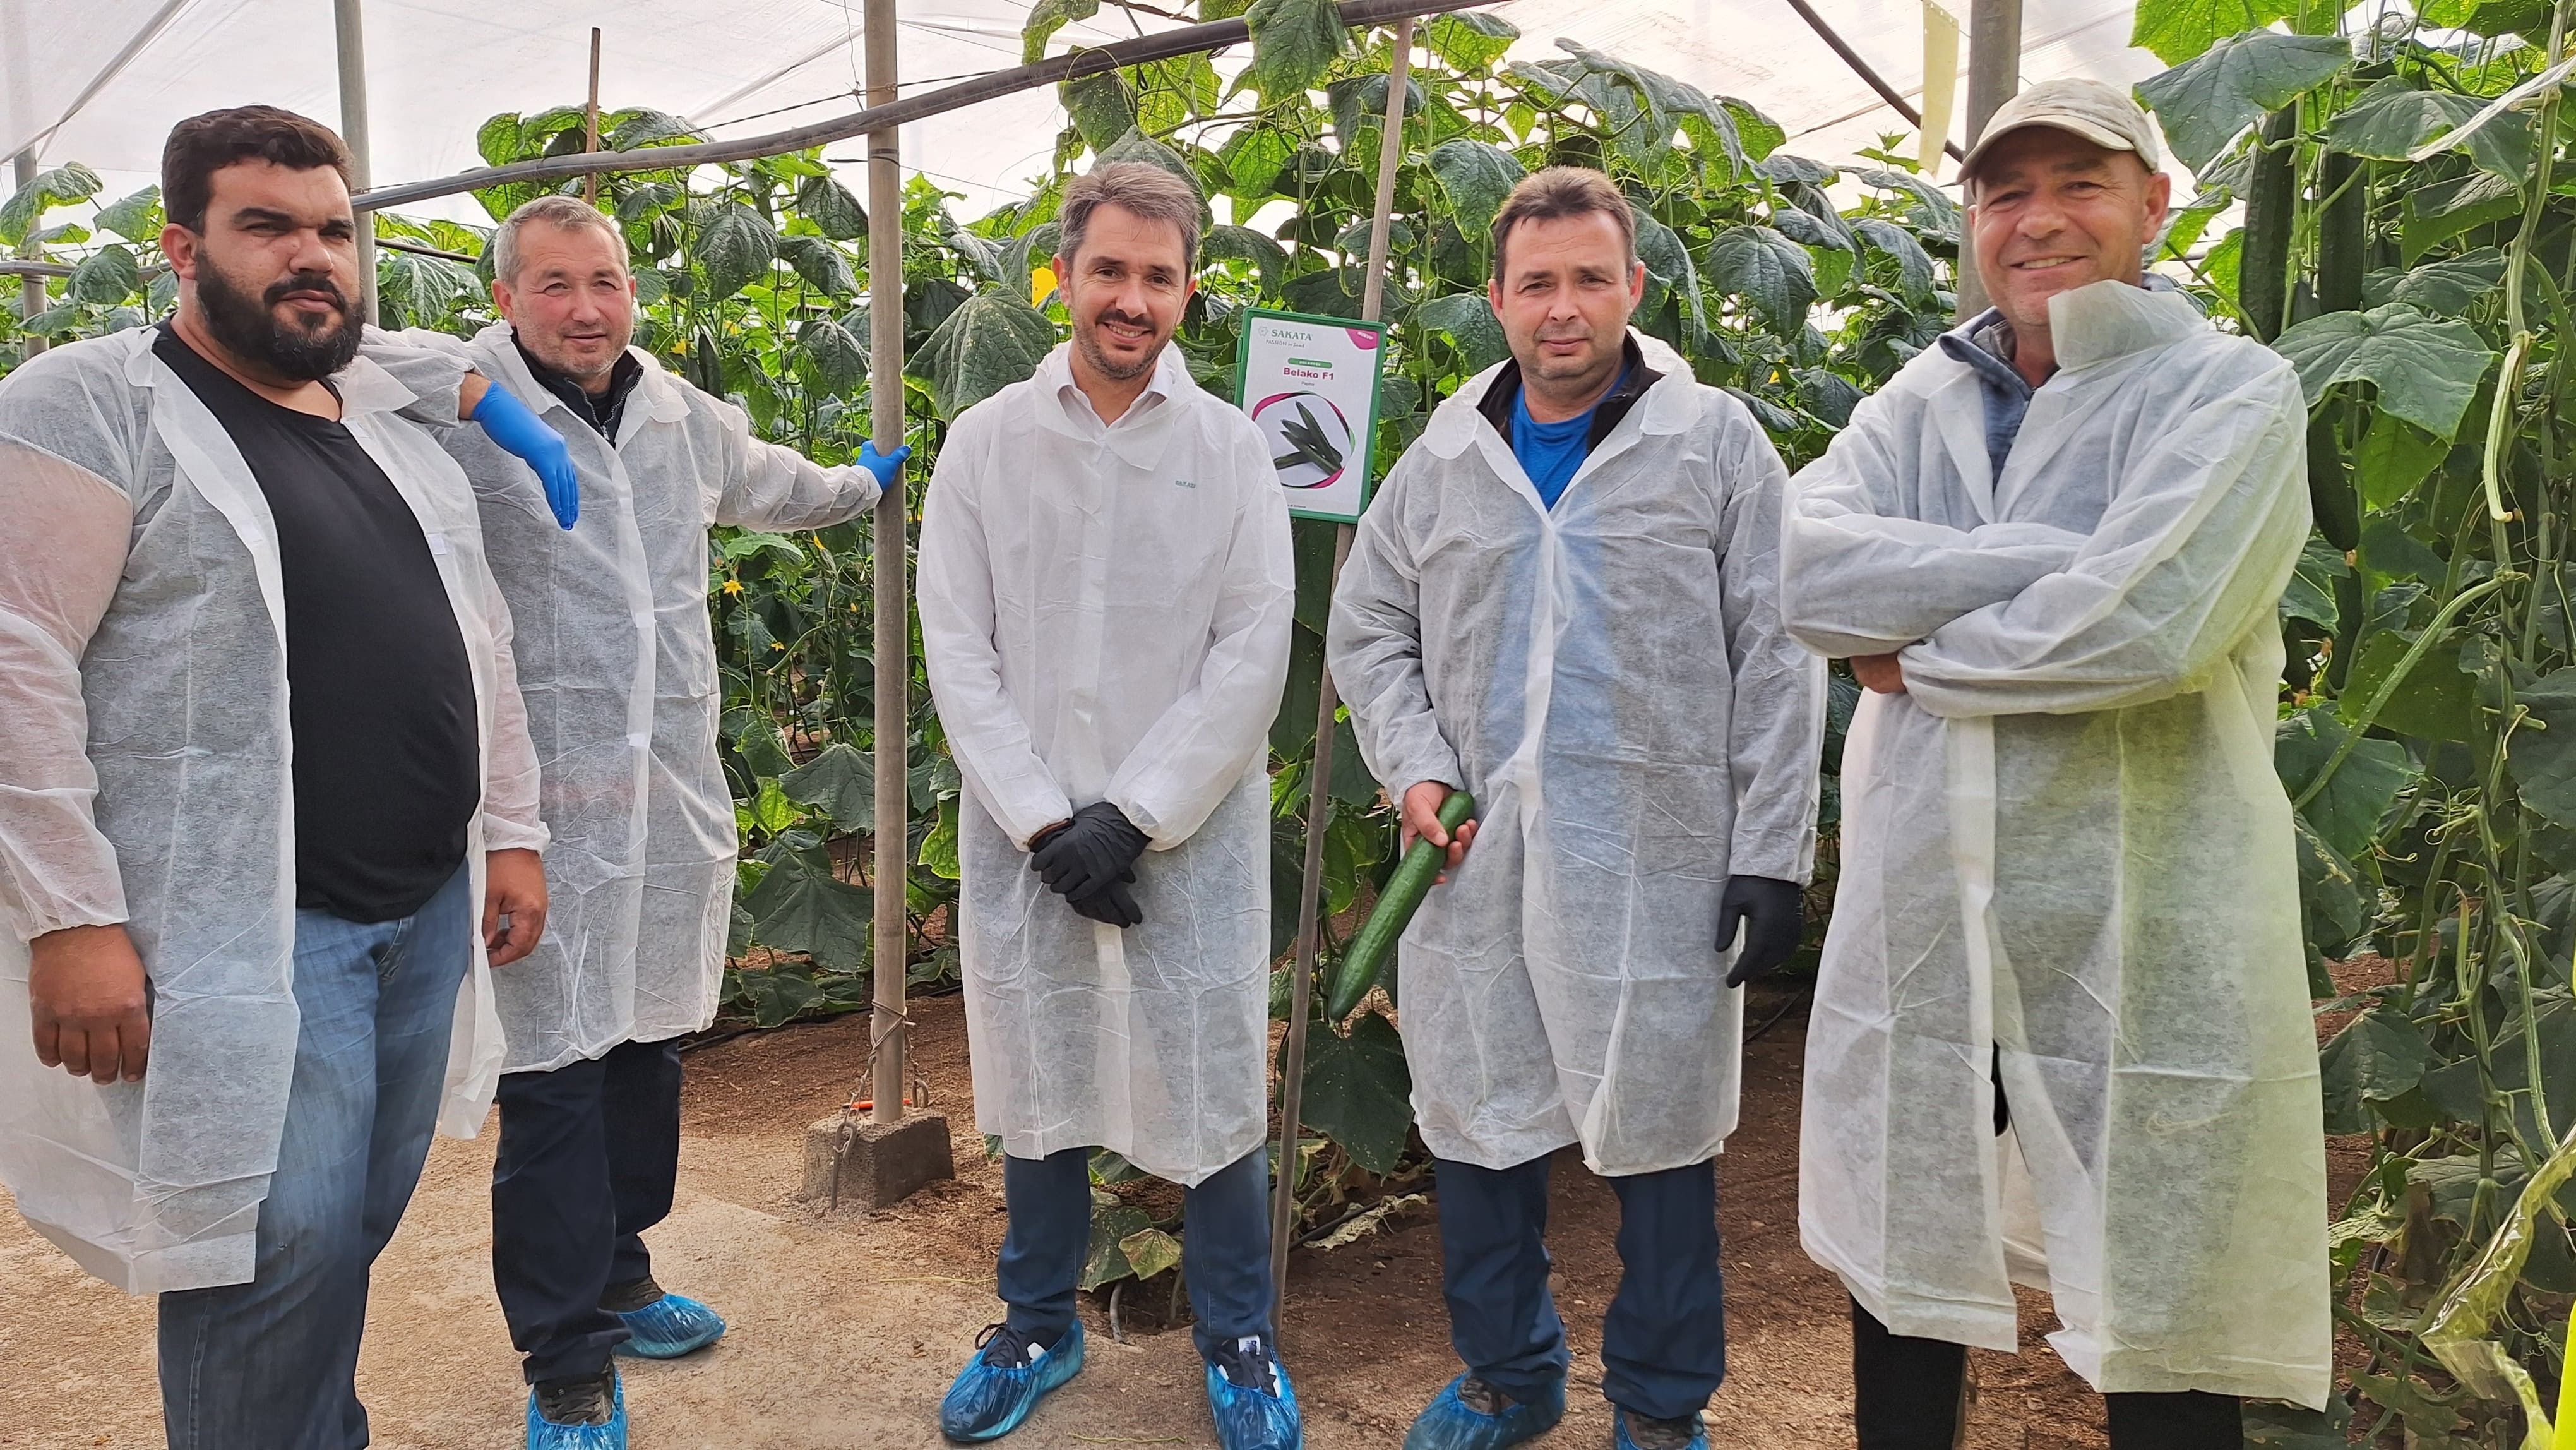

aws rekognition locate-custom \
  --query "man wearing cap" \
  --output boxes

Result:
[1779,80,2330,1446]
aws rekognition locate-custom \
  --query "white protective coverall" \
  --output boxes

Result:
[1328,331,1823,1178]
[917,342,1292,1187]
[1782,279,2330,1406]
[0,329,544,1294]
[369,324,880,1074]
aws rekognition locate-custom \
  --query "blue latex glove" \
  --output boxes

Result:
[469,383,580,530]
[856,439,910,489]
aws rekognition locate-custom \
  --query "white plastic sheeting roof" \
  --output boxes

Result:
[1,0,2170,221]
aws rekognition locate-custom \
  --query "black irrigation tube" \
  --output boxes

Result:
[1779,0,1967,164]
[353,0,1490,213]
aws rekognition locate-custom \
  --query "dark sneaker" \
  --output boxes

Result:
[526,1367,626,1449]
[938,1321,1086,1441]
[1614,1408,1708,1450]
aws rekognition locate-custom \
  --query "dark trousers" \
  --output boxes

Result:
[492,1036,685,1385]
[998,1146,1273,1362]
[1850,1300,2242,1448]
[1434,1153,1726,1423]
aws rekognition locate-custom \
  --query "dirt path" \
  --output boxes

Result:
[1,995,2109,1449]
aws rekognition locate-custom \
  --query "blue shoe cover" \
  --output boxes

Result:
[1204,1335,1302,1450]
[1613,1408,1708,1450]
[939,1320,1086,1441]
[525,1372,627,1450]
[1402,1374,1567,1450]
[613,1291,727,1358]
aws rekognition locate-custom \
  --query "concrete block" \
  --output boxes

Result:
[800,1109,955,1210]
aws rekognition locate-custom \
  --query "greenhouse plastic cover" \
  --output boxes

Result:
[0,0,2165,223]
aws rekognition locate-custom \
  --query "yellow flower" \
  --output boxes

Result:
[722,578,744,596]
[772,642,786,651]
[1032,265,1059,308]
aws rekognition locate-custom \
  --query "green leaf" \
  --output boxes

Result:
[1244,0,1349,100]
[2510,666,2576,828]
[1298,1010,1414,1173]
[2276,704,2412,858]
[1425,140,1525,244]
[2319,1009,2432,1134]
[776,235,859,297]
[1852,218,1939,309]
[2369,248,2505,318]
[1705,225,1816,337]
[1416,291,1508,371]
[1850,168,1960,243]
[696,202,778,301]
[1022,0,1102,62]
[1079,1195,1155,1289]
[794,174,868,241]
[2128,0,2296,67]
[1219,126,1296,196]
[2292,814,2373,957]
[2341,629,2477,743]
[477,112,528,166]
[92,186,162,244]
[2133,32,2351,172]
[2352,414,2450,510]
[2328,76,2532,181]
[2271,303,2495,441]
[780,743,876,832]
[1423,11,1520,69]
[720,530,806,564]
[2358,517,2443,585]
[741,849,874,971]
[64,244,140,305]
[1062,70,1140,153]
[910,290,1058,420]
[0,161,102,245]
[730,964,826,1028]
[1118,1226,1183,1281]
[1202,224,1287,297]
[1770,205,1855,254]
[919,794,962,881]
[2281,537,2349,630]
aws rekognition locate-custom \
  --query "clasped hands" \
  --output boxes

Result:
[1029,803,1150,928]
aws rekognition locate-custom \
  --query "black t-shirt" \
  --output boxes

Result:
[153,327,480,923]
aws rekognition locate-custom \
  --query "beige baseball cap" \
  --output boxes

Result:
[1959,77,2164,182]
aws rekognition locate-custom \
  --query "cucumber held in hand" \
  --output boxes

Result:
[1327,791,1476,1019]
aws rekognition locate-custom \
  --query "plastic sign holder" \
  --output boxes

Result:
[1233,307,1388,524]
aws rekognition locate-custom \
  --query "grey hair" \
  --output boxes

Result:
[1058,160,1201,273]
[489,193,628,284]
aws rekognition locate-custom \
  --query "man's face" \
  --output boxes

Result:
[1054,202,1194,383]
[163,159,362,381]
[1487,211,1645,398]
[1968,127,2171,333]
[492,221,638,385]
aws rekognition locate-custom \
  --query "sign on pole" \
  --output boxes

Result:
[1234,308,1388,525]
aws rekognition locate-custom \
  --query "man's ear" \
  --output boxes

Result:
[1628,258,1647,304]
[491,277,517,322]
[160,221,198,282]
[2142,169,2173,236]
[1488,275,1503,319]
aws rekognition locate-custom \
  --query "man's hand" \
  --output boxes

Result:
[484,848,549,966]
[1851,653,1907,694]
[1400,781,1479,885]
[28,924,150,1084]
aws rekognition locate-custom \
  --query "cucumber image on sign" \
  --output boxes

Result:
[1250,391,1354,489]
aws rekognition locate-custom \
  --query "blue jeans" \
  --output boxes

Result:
[998,1146,1274,1361]
[1434,1153,1727,1422]
[158,863,475,1450]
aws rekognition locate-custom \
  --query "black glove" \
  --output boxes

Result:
[1719,875,1802,986]
[1030,801,1150,902]
[1064,868,1143,928]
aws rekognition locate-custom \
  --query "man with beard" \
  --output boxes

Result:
[0,107,551,1448]
[916,159,1297,1449]
[1782,80,2327,1444]
[366,193,901,1450]
[1328,167,1821,1450]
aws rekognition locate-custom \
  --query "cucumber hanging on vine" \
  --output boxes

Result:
[1326,790,1475,1020]
[2239,109,2298,344]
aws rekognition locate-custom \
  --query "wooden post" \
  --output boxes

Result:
[1270,13,1416,1316]
[1953,0,2022,319]
[866,0,910,1130]
[583,28,604,207]
[13,153,44,360]
[332,0,378,325]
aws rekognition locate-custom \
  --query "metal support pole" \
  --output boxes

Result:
[583,28,604,207]
[332,0,379,325]
[1953,0,2021,319]
[1270,13,1416,1317]
[866,0,910,1129]
[14,152,44,359]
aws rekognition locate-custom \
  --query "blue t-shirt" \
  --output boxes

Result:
[1510,376,1615,510]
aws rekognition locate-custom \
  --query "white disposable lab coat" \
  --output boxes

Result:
[1328,332,1824,1178]
[917,343,1293,1187]
[0,329,544,1294]
[1783,279,2330,1406]
[371,325,879,1074]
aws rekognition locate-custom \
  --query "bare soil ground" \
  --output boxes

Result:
[2,992,2120,1449]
